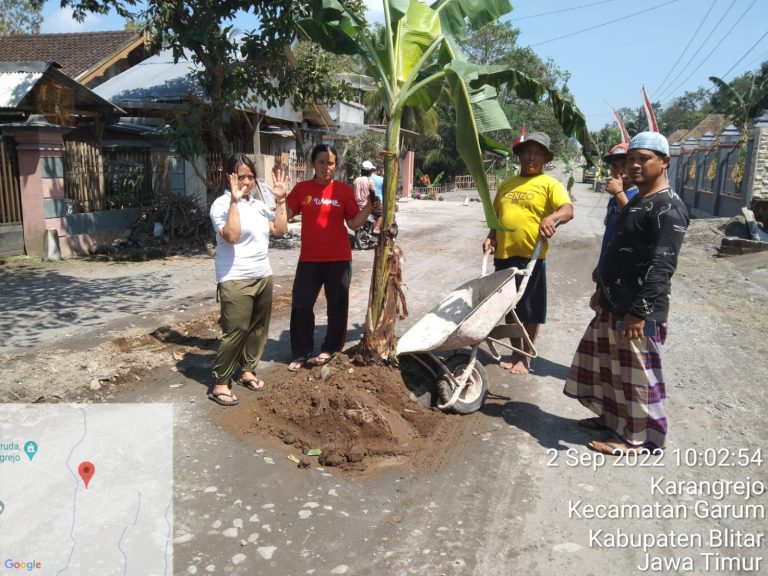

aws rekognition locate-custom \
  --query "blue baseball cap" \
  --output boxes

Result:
[628,131,669,156]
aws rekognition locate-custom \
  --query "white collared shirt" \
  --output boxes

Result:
[209,190,275,283]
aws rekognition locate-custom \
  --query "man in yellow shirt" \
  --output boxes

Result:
[482,131,574,374]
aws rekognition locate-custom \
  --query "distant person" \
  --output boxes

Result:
[564,132,689,455]
[593,142,639,285]
[353,160,376,210]
[285,145,374,372]
[371,164,384,234]
[482,131,573,374]
[207,155,288,406]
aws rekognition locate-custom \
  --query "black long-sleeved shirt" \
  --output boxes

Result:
[598,188,689,322]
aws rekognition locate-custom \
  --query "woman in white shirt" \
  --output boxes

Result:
[208,155,288,406]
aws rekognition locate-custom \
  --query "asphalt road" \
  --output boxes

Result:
[2,180,767,575]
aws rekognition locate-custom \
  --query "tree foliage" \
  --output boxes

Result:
[0,0,43,34]
[592,60,768,145]
[298,0,595,362]
[38,0,359,159]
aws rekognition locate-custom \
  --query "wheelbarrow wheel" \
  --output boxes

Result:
[436,353,489,414]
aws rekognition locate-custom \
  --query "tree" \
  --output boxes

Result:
[657,88,711,134]
[460,22,574,158]
[0,0,42,34]
[39,0,358,166]
[300,0,596,362]
[709,72,768,141]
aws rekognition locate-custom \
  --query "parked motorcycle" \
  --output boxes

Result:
[353,213,378,250]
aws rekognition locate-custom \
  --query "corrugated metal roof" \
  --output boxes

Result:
[92,50,302,122]
[93,51,204,104]
[0,62,122,113]
[0,71,42,108]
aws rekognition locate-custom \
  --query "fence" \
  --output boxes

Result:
[63,140,105,213]
[64,141,156,213]
[454,173,499,190]
[668,124,754,218]
[0,137,22,225]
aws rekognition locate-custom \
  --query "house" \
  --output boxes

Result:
[92,48,374,203]
[0,61,124,258]
[0,31,148,89]
[0,32,375,259]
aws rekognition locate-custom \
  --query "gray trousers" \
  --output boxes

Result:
[212,276,273,386]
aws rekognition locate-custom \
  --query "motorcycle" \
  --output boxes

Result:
[353,212,378,250]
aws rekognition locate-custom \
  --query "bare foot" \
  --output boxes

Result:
[499,359,530,374]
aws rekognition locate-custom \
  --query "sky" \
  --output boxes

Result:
[39,0,768,132]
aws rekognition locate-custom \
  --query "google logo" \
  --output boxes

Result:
[4,559,42,571]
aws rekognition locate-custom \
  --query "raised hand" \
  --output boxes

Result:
[271,164,290,203]
[605,177,624,197]
[228,172,246,202]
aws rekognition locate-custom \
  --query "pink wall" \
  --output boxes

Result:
[9,126,69,257]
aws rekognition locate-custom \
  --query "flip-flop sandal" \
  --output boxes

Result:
[587,439,653,456]
[311,353,332,366]
[208,391,240,406]
[577,417,606,430]
[238,376,266,392]
[287,358,306,372]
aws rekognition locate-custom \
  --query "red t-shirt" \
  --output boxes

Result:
[287,179,359,262]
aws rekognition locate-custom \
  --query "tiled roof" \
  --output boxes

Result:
[669,114,730,144]
[0,31,142,80]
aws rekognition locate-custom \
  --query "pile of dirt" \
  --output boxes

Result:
[223,353,458,475]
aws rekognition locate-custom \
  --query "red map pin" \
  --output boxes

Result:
[78,461,95,489]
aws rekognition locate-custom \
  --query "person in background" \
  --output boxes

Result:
[371,164,384,234]
[592,142,639,287]
[482,131,573,374]
[353,160,376,210]
[564,132,689,454]
[207,155,288,406]
[285,145,374,372]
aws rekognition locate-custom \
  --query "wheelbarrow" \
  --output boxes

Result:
[396,237,548,414]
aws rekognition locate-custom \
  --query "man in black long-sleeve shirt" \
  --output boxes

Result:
[564,132,688,454]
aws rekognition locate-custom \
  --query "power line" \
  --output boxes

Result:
[719,29,768,80]
[741,48,768,71]
[651,0,717,99]
[659,0,757,105]
[513,0,621,21]
[654,0,738,102]
[530,0,680,48]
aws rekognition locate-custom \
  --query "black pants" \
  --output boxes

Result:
[494,257,547,324]
[290,261,351,359]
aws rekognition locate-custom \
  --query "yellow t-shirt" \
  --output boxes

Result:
[493,173,571,259]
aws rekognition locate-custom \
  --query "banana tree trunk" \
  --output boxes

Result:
[355,113,408,363]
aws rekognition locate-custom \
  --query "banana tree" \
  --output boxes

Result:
[709,75,768,143]
[299,0,596,363]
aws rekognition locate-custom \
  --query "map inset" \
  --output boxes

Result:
[0,404,173,575]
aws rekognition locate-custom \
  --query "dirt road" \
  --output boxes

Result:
[1,181,767,575]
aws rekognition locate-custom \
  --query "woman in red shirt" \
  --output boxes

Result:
[285,144,374,371]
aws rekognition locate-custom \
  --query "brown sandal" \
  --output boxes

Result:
[238,376,266,392]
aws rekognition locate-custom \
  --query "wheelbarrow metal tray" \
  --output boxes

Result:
[396,268,522,355]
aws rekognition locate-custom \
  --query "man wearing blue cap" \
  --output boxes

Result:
[564,131,688,455]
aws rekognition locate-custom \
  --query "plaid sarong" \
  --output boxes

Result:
[563,308,668,449]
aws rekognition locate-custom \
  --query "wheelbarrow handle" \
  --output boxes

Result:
[529,219,562,263]
[481,250,492,277]
[481,220,561,276]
